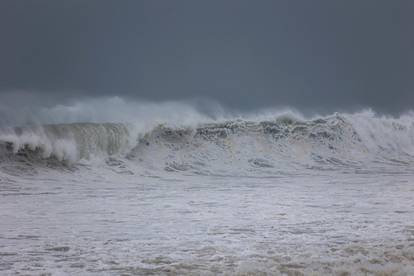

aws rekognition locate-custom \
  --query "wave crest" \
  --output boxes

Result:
[1,111,414,174]
[0,123,131,163]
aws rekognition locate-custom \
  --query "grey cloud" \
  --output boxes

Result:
[0,0,413,114]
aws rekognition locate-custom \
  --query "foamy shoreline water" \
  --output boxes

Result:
[1,169,414,275]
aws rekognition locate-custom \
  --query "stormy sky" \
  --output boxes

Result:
[0,0,413,114]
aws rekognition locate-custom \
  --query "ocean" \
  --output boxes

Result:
[1,110,414,275]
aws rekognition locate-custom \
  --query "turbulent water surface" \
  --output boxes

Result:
[1,112,414,275]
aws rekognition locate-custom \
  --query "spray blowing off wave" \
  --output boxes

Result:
[1,108,414,175]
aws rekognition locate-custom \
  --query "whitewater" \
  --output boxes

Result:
[1,99,414,275]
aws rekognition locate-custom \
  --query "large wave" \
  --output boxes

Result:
[1,109,414,175]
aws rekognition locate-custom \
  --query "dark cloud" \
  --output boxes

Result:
[0,0,413,114]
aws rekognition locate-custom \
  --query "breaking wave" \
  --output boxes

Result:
[1,110,414,175]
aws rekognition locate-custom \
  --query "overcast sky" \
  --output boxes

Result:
[0,0,413,114]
